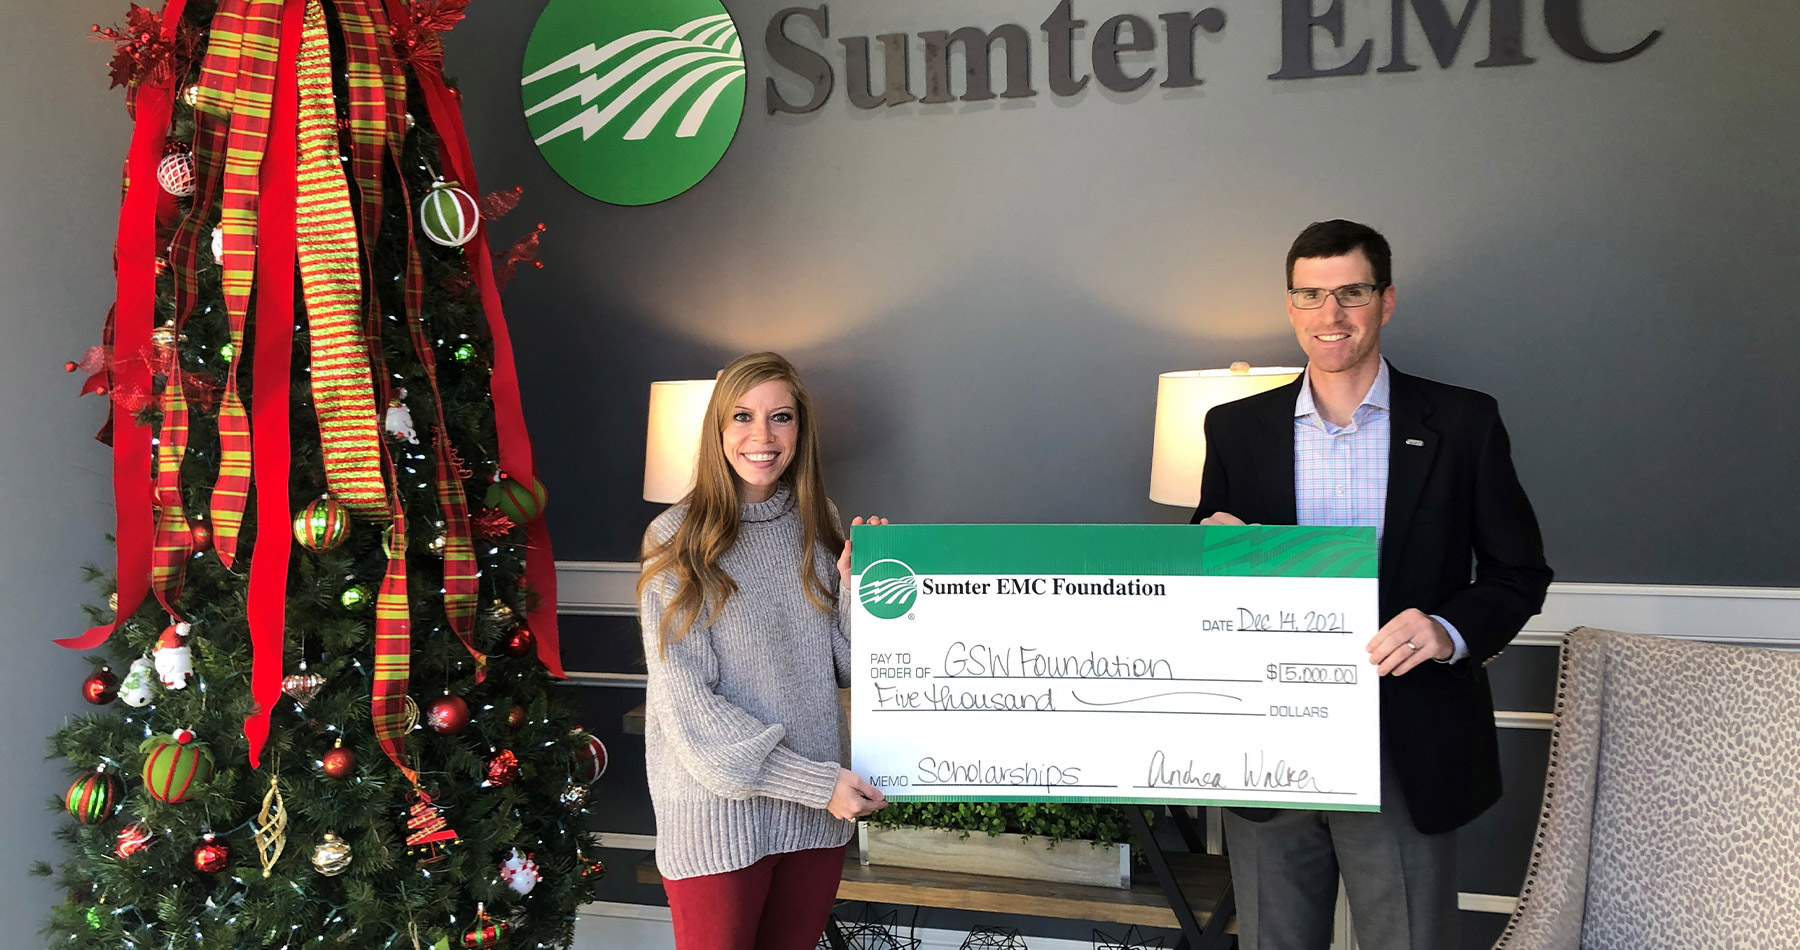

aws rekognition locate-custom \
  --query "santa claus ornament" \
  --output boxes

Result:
[154,621,194,689]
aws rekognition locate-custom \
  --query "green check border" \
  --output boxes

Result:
[851,524,1376,579]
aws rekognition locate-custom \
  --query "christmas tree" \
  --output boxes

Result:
[40,2,600,947]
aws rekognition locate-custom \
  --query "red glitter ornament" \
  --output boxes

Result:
[484,749,520,788]
[190,523,212,551]
[500,625,534,658]
[192,835,229,874]
[425,695,470,735]
[82,668,119,705]
[321,741,356,779]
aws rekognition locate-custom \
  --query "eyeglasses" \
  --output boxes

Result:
[1287,283,1387,310]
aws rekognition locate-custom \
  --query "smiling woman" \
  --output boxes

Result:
[635,351,892,950]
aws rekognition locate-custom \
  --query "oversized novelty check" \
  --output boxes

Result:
[849,524,1380,811]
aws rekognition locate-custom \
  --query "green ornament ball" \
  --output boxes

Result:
[485,475,548,524]
[86,906,104,931]
[340,584,373,611]
[420,182,479,247]
[64,769,120,825]
[293,497,351,552]
[217,342,234,361]
[451,343,476,363]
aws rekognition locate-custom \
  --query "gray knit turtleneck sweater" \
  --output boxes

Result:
[640,485,855,880]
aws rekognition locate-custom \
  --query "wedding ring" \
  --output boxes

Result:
[1405,641,1419,651]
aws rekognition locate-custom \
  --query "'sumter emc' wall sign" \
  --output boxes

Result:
[766,0,1661,112]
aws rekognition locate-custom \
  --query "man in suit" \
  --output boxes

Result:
[1193,219,1552,949]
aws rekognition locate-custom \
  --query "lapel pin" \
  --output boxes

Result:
[1405,438,1425,446]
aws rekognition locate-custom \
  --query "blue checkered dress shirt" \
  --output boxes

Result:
[1294,359,1467,662]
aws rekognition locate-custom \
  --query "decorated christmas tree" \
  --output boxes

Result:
[39,2,600,947]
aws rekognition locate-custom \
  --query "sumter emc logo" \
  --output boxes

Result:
[521,0,745,206]
[858,559,919,620]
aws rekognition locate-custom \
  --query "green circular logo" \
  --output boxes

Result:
[858,559,919,621]
[521,0,745,206]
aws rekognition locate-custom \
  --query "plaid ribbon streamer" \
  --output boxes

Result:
[294,0,389,520]
[149,0,251,608]
[373,521,418,785]
[149,375,192,606]
[208,0,286,567]
[334,0,389,252]
[394,0,563,675]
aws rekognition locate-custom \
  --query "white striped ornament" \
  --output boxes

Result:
[420,182,480,247]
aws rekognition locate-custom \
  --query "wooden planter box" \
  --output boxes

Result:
[857,822,1130,889]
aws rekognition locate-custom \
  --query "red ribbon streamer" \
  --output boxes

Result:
[57,0,191,652]
[403,28,563,676]
[242,0,304,769]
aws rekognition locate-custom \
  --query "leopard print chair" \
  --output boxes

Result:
[1494,627,1800,949]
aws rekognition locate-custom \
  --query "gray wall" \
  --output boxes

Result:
[449,0,1799,584]
[1,0,136,932]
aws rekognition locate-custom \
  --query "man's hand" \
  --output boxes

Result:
[827,768,888,820]
[1367,608,1452,675]
[837,515,890,590]
[1199,512,1247,526]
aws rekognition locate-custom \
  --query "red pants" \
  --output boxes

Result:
[663,845,845,950]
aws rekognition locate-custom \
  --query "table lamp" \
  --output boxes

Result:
[643,379,717,504]
[1149,362,1302,507]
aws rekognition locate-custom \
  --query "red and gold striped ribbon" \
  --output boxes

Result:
[294,0,389,519]
[208,0,287,567]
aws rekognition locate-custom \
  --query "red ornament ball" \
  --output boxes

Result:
[157,151,196,197]
[500,625,535,658]
[190,523,212,552]
[572,729,608,784]
[321,743,356,779]
[192,835,229,874]
[115,822,154,859]
[82,668,119,705]
[424,695,470,735]
[504,704,526,730]
[485,749,520,788]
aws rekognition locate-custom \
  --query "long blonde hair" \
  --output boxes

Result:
[639,352,845,654]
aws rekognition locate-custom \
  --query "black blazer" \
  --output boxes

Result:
[1192,366,1552,834]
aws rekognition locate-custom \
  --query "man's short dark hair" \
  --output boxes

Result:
[1286,220,1392,288]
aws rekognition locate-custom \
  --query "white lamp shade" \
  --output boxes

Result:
[643,379,718,503]
[1149,365,1303,507]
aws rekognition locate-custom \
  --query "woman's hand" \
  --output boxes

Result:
[826,767,888,820]
[837,515,890,591]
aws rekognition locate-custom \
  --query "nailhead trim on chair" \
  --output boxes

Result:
[1493,628,1581,949]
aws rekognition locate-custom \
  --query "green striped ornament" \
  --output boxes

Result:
[420,182,480,247]
[64,769,120,825]
[485,475,548,524]
[140,731,215,803]
[292,496,351,551]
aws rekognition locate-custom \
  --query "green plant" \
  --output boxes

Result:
[869,800,1147,852]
